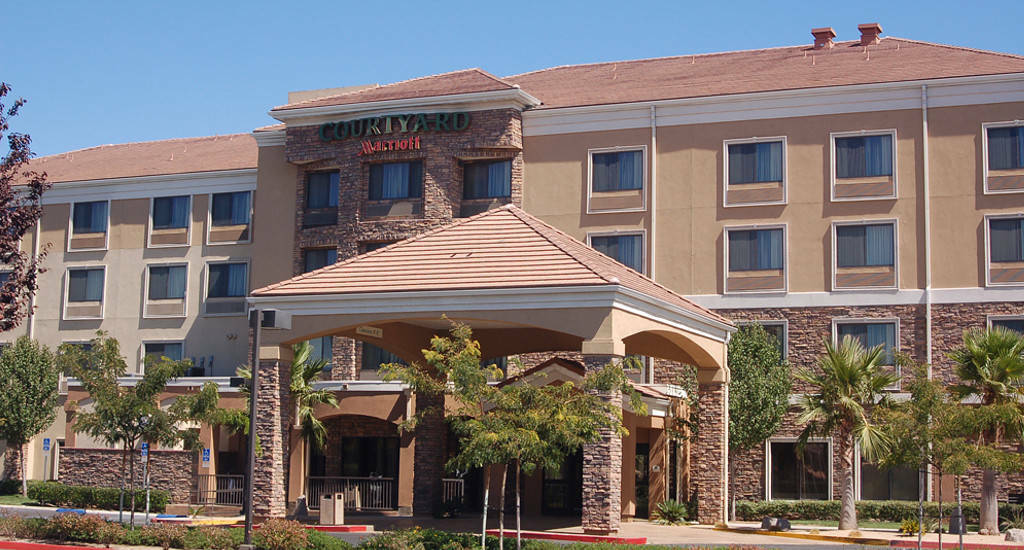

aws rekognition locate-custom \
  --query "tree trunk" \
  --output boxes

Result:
[498,464,507,550]
[938,473,943,550]
[481,466,491,550]
[20,443,27,498]
[119,444,127,523]
[728,452,736,522]
[515,460,521,550]
[980,468,999,534]
[838,434,857,531]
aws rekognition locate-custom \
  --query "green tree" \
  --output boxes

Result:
[726,324,791,520]
[0,337,61,496]
[947,326,1024,534]
[59,332,219,523]
[796,335,898,530]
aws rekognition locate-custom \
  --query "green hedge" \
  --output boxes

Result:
[736,499,1024,523]
[27,481,168,513]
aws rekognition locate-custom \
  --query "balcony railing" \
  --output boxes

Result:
[192,474,244,506]
[307,476,396,511]
[442,478,465,505]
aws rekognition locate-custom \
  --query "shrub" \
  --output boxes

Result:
[26,481,168,512]
[0,479,21,495]
[255,518,308,550]
[46,512,107,543]
[307,529,355,550]
[96,521,126,548]
[653,499,689,525]
[736,499,1023,524]
[146,523,187,550]
[181,525,242,550]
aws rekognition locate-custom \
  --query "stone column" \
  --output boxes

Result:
[695,382,728,525]
[252,351,292,519]
[582,354,622,535]
[1,443,24,481]
[412,392,444,515]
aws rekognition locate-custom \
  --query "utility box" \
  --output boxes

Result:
[319,493,344,525]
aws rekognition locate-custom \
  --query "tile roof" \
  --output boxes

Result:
[271,69,518,111]
[25,134,257,184]
[506,38,1024,109]
[500,357,672,401]
[251,205,730,326]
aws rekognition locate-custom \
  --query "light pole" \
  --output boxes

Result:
[242,308,261,549]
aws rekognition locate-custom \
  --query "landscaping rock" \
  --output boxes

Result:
[760,517,791,531]
[1006,529,1024,542]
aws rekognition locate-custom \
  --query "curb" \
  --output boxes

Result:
[0,542,97,550]
[485,529,647,544]
[715,526,890,546]
[891,541,1024,550]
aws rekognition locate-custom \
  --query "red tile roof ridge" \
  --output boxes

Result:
[272,68,514,111]
[499,356,672,400]
[251,206,507,295]
[32,133,253,162]
[885,36,1024,61]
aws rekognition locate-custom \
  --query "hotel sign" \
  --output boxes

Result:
[319,112,471,143]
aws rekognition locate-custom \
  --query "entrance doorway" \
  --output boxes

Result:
[635,443,650,518]
[542,450,582,515]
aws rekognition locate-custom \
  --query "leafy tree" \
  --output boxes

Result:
[947,326,1024,534]
[0,337,61,496]
[59,332,219,524]
[0,83,50,332]
[796,335,898,530]
[726,324,790,520]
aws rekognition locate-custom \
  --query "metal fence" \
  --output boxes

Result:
[192,474,245,506]
[306,476,396,511]
[442,478,465,505]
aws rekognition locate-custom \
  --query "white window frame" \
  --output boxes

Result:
[854,442,922,501]
[829,129,898,202]
[830,218,899,291]
[205,190,254,246]
[722,223,788,295]
[143,262,189,319]
[586,229,648,275]
[63,265,107,321]
[765,437,833,501]
[201,259,250,317]
[737,319,789,359]
[982,120,1024,195]
[140,340,186,375]
[984,213,1024,287]
[722,136,788,208]
[987,313,1024,332]
[147,195,193,249]
[66,199,111,252]
[586,145,648,214]
[832,316,901,390]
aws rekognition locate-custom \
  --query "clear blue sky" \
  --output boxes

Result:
[6,0,1023,157]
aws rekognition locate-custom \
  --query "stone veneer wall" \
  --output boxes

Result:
[58,448,195,503]
[252,357,291,518]
[1,443,24,482]
[581,355,623,534]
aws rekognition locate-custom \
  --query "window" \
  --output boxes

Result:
[144,342,183,362]
[988,126,1024,171]
[728,141,783,185]
[340,436,399,478]
[860,459,918,501]
[740,321,787,359]
[148,265,187,300]
[991,317,1024,335]
[836,223,895,267]
[369,161,423,200]
[590,233,644,273]
[211,191,251,226]
[990,217,1024,263]
[463,160,511,199]
[362,342,403,372]
[152,196,190,230]
[835,321,897,365]
[361,241,392,253]
[207,263,248,298]
[308,336,333,367]
[306,172,340,209]
[835,134,893,179]
[591,150,643,192]
[769,441,829,500]
[728,229,783,271]
[72,201,108,234]
[67,268,104,302]
[303,249,338,273]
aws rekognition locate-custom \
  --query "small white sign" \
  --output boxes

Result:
[355,325,383,339]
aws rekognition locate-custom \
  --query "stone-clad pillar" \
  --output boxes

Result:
[695,382,728,525]
[582,354,622,534]
[252,349,292,519]
[412,392,444,515]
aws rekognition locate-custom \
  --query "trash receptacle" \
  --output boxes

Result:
[320,493,344,525]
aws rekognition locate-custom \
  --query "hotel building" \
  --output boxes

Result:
[3,24,1024,532]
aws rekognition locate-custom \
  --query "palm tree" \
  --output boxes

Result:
[948,326,1024,534]
[290,340,339,451]
[796,335,899,531]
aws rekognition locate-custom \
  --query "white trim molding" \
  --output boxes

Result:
[981,120,1024,195]
[765,437,834,501]
[722,223,788,295]
[831,316,902,390]
[831,218,900,291]
[984,212,1024,287]
[988,314,1024,331]
[586,145,649,214]
[252,129,286,147]
[688,285,1024,309]
[202,258,251,317]
[722,136,788,208]
[829,128,898,203]
[41,169,257,205]
[66,199,111,253]
[206,190,254,246]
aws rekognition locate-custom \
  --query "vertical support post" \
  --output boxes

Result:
[581,354,622,535]
[695,381,728,525]
[412,392,444,515]
[243,309,260,547]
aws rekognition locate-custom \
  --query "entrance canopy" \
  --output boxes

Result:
[249,205,733,381]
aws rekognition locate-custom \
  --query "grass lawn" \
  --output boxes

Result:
[0,493,38,506]
[788,519,903,529]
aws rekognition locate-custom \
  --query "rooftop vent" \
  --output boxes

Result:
[858,23,883,45]
[812,27,836,49]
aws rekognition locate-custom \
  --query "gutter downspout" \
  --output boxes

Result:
[27,219,40,340]
[649,106,658,385]
[921,84,934,503]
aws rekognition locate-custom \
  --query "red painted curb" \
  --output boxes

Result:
[306,525,370,533]
[0,542,97,550]
[485,529,647,544]
[891,541,1024,550]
